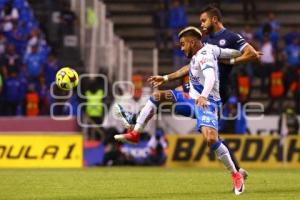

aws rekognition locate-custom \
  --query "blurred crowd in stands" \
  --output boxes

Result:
[0,0,78,116]
[153,0,300,117]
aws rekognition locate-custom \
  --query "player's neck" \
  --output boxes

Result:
[195,42,202,53]
[214,23,225,34]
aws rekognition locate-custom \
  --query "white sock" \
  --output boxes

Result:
[133,100,156,133]
[214,143,237,173]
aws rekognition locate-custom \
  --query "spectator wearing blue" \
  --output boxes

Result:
[267,12,280,32]
[23,44,45,85]
[44,53,59,87]
[219,96,247,134]
[284,27,300,46]
[254,23,279,50]
[3,71,23,115]
[169,0,188,68]
[283,37,300,94]
[6,23,27,55]
[152,2,169,51]
[284,37,300,68]
[169,0,187,43]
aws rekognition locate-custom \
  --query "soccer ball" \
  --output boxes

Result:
[55,67,79,91]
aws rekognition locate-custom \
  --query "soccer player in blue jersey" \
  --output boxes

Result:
[200,5,260,103]
[199,5,260,177]
[114,27,246,194]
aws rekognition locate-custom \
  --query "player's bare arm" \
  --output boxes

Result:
[147,65,189,88]
[236,44,261,63]
[220,44,261,65]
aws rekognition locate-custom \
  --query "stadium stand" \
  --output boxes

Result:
[104,0,300,113]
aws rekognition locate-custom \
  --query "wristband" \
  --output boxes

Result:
[163,75,169,82]
[230,58,235,65]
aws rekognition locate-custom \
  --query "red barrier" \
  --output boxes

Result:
[0,117,79,133]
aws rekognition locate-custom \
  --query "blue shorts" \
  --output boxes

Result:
[171,90,220,131]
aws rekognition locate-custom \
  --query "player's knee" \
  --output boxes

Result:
[204,129,218,147]
[207,137,218,147]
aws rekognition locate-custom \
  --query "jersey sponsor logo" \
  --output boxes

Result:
[199,58,207,65]
[189,71,202,85]
[166,135,300,168]
[219,39,226,46]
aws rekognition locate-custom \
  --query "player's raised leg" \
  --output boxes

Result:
[114,90,175,144]
[114,101,249,181]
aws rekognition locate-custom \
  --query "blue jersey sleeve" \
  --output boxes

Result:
[230,32,247,51]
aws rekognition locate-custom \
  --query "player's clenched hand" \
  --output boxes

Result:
[196,96,208,109]
[255,51,263,59]
[147,76,165,88]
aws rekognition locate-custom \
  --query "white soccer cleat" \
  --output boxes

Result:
[113,104,135,129]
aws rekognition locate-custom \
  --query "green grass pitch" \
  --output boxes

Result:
[0,168,299,200]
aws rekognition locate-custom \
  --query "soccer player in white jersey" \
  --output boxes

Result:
[114,26,245,195]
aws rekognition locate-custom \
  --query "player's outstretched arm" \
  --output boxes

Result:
[231,44,261,65]
[147,65,189,88]
[218,44,261,65]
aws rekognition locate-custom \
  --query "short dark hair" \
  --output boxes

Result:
[178,26,202,40]
[200,5,222,21]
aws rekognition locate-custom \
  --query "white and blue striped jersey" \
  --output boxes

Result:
[188,43,240,102]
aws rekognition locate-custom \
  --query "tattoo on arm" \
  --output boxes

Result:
[167,65,189,81]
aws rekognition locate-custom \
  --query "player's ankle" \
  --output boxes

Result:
[133,124,144,133]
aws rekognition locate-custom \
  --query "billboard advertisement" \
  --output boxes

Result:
[166,135,300,168]
[0,135,83,168]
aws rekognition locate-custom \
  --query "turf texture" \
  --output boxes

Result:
[0,168,299,200]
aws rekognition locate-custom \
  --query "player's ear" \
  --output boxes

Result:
[190,39,196,47]
[212,16,218,23]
